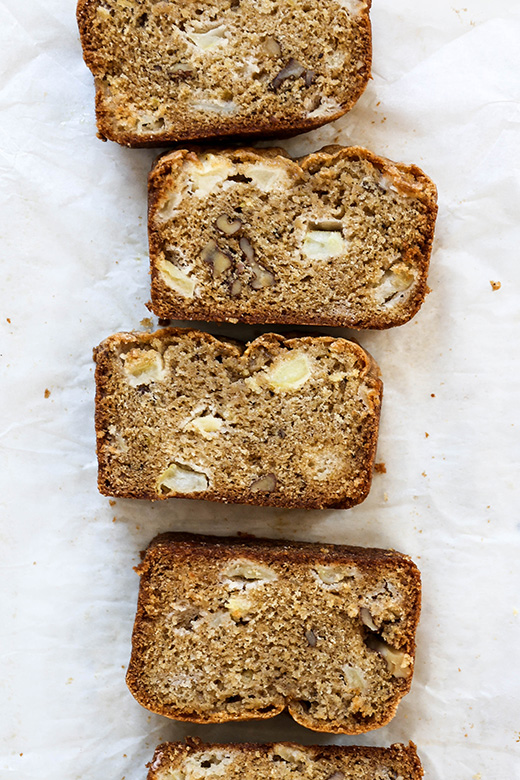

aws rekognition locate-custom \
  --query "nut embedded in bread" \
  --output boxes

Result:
[147,739,424,780]
[127,534,421,734]
[148,146,438,328]
[93,328,382,509]
[76,0,372,146]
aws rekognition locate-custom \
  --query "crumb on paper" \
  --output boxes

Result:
[109,499,116,507]
[112,517,117,523]
[490,280,501,291]
[140,317,153,330]
[383,492,389,502]
[422,471,427,477]
[473,774,482,779]
[425,432,429,438]
[6,318,11,323]
[44,388,51,399]
[374,462,386,474]
[431,393,436,398]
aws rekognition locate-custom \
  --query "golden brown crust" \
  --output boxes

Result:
[76,0,372,147]
[94,327,383,509]
[147,739,423,780]
[127,533,421,733]
[148,145,438,328]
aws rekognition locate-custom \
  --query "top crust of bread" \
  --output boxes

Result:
[77,0,372,146]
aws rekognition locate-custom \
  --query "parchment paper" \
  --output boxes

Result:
[1,1,519,778]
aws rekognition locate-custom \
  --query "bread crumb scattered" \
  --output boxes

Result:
[109,499,116,507]
[140,317,153,330]
[431,393,436,398]
[425,432,429,438]
[374,462,386,474]
[490,280,501,291]
[421,471,427,477]
[44,389,51,399]
[6,318,11,324]
[383,492,389,502]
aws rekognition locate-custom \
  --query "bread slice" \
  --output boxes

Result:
[148,146,437,328]
[127,534,421,734]
[147,739,424,780]
[76,0,372,147]
[94,328,382,509]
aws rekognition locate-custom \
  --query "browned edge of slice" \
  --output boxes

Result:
[94,328,383,509]
[76,0,372,147]
[147,738,424,780]
[148,145,438,327]
[126,532,421,731]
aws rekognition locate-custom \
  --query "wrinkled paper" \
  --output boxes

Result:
[1,1,519,778]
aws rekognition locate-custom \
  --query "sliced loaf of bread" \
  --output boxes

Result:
[148,146,437,327]
[76,0,372,146]
[94,328,382,509]
[127,534,421,733]
[147,739,424,780]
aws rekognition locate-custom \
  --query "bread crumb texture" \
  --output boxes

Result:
[76,0,372,145]
[148,146,437,327]
[128,534,421,734]
[148,739,424,780]
[94,328,382,508]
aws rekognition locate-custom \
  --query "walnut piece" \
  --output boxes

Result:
[230,279,242,297]
[215,214,242,235]
[270,58,305,89]
[360,607,378,631]
[250,473,277,492]
[200,239,232,277]
[250,265,275,289]
[366,636,413,679]
[239,237,275,289]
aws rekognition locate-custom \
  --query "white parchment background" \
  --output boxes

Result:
[1,1,519,778]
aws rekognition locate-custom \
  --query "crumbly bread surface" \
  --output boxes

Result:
[148,739,423,780]
[94,328,382,509]
[76,0,372,146]
[148,146,437,328]
[128,534,421,733]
